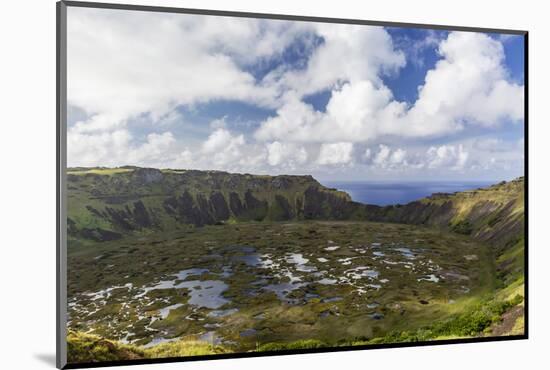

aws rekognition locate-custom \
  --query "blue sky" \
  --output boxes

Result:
[67,8,525,182]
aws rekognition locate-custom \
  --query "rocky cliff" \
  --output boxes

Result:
[365,177,525,252]
[66,167,357,242]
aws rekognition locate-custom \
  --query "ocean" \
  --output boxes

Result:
[320,181,495,206]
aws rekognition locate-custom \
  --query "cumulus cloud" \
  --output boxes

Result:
[254,31,524,143]
[317,142,354,165]
[66,7,312,166]
[311,137,515,177]
[358,144,475,172]
[373,144,391,166]
[176,127,271,173]
[363,144,409,169]
[266,141,308,168]
[68,130,176,167]
[392,30,443,69]
[390,148,407,164]
[255,81,407,143]
[266,23,406,97]
[67,8,312,134]
[255,25,408,143]
[201,128,246,168]
[405,32,524,137]
[426,144,469,170]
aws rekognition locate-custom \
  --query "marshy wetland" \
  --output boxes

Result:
[67,221,495,352]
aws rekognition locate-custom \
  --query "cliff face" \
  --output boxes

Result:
[365,178,525,251]
[67,167,524,254]
[67,167,357,242]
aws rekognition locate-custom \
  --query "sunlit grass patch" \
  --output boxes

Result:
[145,339,226,358]
[67,331,224,363]
[68,168,134,175]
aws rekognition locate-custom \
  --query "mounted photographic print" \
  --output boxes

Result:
[56,1,528,368]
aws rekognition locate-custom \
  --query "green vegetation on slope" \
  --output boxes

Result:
[366,177,525,251]
[67,331,224,363]
[369,294,524,343]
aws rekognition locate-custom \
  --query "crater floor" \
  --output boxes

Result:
[67,221,495,350]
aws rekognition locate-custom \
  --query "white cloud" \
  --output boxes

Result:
[394,30,442,69]
[405,32,524,137]
[174,149,194,168]
[68,130,176,167]
[426,144,469,170]
[472,137,508,152]
[138,133,176,159]
[255,25,408,143]
[390,148,407,164]
[254,93,321,142]
[255,81,408,143]
[201,128,245,168]
[266,141,307,168]
[67,7,310,135]
[255,31,524,144]
[463,136,524,173]
[317,142,354,165]
[373,144,391,166]
[359,144,475,173]
[365,144,409,169]
[209,117,228,130]
[364,148,372,160]
[269,23,406,97]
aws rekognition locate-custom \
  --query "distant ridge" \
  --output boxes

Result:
[67,167,523,252]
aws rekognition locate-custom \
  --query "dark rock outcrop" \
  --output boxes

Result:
[131,168,164,185]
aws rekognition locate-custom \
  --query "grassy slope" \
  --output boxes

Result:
[67,331,225,364]
[433,177,524,250]
[367,177,525,251]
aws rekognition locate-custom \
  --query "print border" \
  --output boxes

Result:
[56,1,528,368]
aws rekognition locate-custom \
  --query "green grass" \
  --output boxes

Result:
[510,316,524,335]
[145,339,226,358]
[257,339,328,352]
[450,220,473,235]
[366,293,524,344]
[67,331,146,363]
[68,168,134,175]
[67,331,223,364]
[496,238,525,287]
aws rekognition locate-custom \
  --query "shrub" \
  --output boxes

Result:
[258,339,328,352]
[451,220,474,235]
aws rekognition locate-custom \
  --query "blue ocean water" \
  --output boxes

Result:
[320,181,495,206]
